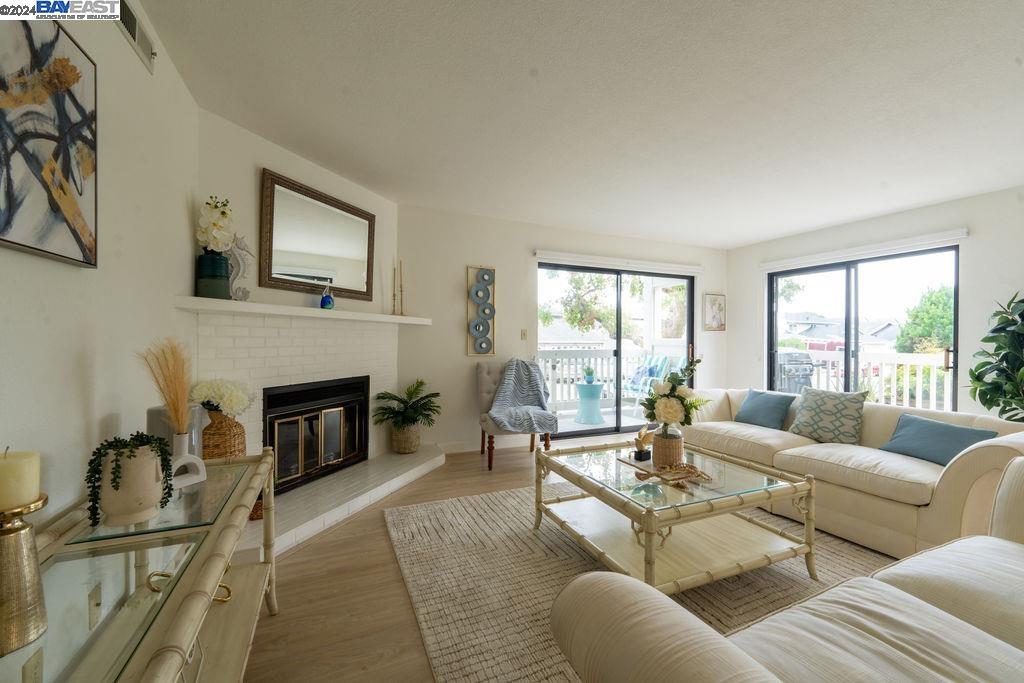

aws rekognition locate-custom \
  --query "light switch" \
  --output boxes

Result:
[521,329,528,340]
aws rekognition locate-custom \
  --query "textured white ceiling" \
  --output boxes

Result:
[141,0,1024,248]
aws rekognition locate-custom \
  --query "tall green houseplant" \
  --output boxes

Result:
[373,379,441,454]
[969,292,1024,422]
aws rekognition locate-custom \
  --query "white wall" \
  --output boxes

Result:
[397,205,729,451]
[197,110,397,314]
[727,185,1024,415]
[0,14,199,522]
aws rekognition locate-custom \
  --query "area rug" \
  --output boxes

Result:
[385,484,891,682]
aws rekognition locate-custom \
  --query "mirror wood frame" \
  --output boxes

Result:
[259,168,375,302]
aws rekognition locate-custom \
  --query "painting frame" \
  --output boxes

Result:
[703,292,726,331]
[0,20,98,268]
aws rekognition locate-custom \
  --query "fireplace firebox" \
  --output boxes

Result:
[263,376,369,494]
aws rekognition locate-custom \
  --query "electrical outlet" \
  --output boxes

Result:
[521,328,528,340]
[88,583,102,630]
[22,648,43,683]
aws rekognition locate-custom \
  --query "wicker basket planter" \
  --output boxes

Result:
[652,432,684,469]
[202,410,246,460]
[391,424,421,454]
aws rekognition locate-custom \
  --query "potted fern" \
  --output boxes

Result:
[372,379,441,454]
[969,292,1024,421]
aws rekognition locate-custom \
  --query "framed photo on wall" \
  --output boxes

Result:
[0,21,97,266]
[703,293,726,331]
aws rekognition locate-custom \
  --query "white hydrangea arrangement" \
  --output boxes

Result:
[191,379,253,417]
[196,195,236,254]
[640,359,710,435]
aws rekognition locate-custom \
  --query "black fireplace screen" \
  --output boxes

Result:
[264,376,369,493]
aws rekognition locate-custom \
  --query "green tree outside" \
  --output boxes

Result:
[895,285,954,353]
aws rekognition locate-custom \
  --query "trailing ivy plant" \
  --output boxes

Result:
[969,292,1024,422]
[372,379,441,429]
[85,432,174,526]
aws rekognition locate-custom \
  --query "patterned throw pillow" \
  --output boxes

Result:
[789,387,868,444]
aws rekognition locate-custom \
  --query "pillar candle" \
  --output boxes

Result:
[0,451,41,510]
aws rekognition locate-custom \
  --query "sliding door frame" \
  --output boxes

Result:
[767,245,959,409]
[538,262,695,438]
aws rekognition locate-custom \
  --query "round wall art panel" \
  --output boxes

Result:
[469,283,490,304]
[469,318,491,339]
[467,265,496,355]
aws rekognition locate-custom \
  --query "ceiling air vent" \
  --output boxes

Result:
[116,1,156,74]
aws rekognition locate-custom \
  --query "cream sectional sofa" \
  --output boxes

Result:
[551,457,1024,682]
[685,388,1024,557]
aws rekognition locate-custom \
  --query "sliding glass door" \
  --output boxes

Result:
[768,247,959,410]
[537,264,694,437]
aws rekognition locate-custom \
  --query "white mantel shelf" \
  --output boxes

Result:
[174,295,432,326]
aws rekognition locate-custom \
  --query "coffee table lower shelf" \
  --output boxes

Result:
[543,497,810,595]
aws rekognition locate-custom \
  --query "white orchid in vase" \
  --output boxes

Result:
[196,196,236,254]
[641,358,710,437]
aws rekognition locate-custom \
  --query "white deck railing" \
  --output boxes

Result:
[804,350,953,411]
[538,348,956,414]
[537,349,649,410]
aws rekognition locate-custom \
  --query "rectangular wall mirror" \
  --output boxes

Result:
[259,169,375,301]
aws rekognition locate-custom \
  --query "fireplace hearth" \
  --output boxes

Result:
[263,376,369,494]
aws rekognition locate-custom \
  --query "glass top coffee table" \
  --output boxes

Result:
[534,441,817,594]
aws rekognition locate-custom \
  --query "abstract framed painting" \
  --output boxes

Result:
[0,21,97,267]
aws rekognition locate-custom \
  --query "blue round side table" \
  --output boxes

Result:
[575,382,605,425]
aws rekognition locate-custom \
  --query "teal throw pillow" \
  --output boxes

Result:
[880,414,997,466]
[734,390,796,430]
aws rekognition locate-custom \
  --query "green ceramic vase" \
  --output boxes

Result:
[195,252,230,299]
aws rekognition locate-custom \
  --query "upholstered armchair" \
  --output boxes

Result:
[477,361,551,470]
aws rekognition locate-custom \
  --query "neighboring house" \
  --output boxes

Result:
[782,313,902,353]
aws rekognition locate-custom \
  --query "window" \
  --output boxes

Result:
[768,247,958,410]
[537,264,694,437]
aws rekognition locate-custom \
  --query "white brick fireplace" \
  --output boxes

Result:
[177,297,443,556]
[176,296,430,457]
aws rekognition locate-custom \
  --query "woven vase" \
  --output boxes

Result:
[391,424,421,454]
[652,428,684,469]
[202,410,246,460]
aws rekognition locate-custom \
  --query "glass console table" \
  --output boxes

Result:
[0,451,277,683]
[0,534,205,682]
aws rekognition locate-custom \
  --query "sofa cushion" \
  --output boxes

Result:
[789,387,868,444]
[684,421,816,467]
[775,443,942,505]
[880,413,998,465]
[734,390,797,430]
[872,535,1024,649]
[729,577,1024,681]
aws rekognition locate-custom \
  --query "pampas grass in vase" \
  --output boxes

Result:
[139,338,192,459]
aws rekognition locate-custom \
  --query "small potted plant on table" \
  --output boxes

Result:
[86,432,174,526]
[372,379,441,454]
[582,365,596,384]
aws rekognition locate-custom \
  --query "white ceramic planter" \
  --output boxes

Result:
[100,445,163,526]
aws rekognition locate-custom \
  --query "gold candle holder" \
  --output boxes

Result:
[0,493,47,656]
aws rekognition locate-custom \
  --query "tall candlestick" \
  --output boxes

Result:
[0,450,41,510]
[399,259,405,315]
[391,263,397,315]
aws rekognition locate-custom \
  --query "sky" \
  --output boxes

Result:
[778,250,956,322]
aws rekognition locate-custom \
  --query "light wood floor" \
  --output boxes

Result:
[244,439,599,682]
